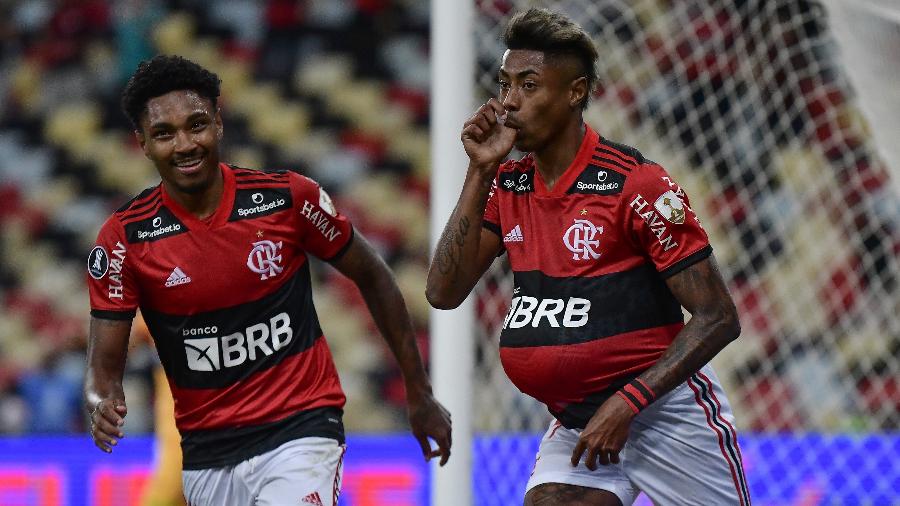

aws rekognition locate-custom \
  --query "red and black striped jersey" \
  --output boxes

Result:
[483,124,712,429]
[87,163,352,469]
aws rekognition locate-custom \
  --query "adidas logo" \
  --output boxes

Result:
[503,224,524,243]
[301,492,324,506]
[165,267,192,287]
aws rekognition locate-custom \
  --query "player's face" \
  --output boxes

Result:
[498,49,584,153]
[138,90,223,195]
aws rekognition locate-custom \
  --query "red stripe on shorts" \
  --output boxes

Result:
[332,444,346,505]
[697,371,751,504]
[688,376,747,506]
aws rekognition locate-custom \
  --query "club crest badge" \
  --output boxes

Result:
[247,240,284,280]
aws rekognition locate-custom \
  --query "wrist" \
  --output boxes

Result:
[616,378,656,415]
[403,377,433,401]
[466,162,499,185]
[87,399,101,415]
[83,390,102,412]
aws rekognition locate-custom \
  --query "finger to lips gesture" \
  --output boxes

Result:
[461,98,517,168]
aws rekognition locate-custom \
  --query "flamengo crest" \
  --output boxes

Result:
[247,240,283,280]
[563,219,602,260]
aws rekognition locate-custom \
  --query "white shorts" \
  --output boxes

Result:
[526,365,751,505]
[182,437,345,506]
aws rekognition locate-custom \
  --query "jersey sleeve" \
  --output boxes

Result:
[482,176,502,238]
[87,216,139,320]
[289,172,354,261]
[623,162,712,278]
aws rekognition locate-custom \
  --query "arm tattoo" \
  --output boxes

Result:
[435,215,470,276]
[645,332,717,390]
[640,260,737,398]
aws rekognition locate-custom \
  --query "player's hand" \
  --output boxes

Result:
[461,98,517,174]
[406,388,452,466]
[89,398,127,453]
[570,394,634,470]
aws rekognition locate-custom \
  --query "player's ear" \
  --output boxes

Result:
[134,130,150,158]
[570,76,588,109]
[215,108,223,139]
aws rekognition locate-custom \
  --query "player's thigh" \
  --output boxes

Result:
[525,482,623,506]
[625,365,751,505]
[182,465,249,506]
[526,421,637,505]
[254,437,346,506]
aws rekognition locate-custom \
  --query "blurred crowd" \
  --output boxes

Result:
[0,0,897,437]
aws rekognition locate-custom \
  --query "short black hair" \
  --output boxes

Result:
[120,55,221,130]
[503,8,599,110]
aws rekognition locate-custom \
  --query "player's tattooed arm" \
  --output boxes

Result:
[570,255,740,471]
[434,215,470,277]
[84,317,132,453]
[639,255,741,398]
[426,172,501,309]
[427,99,511,309]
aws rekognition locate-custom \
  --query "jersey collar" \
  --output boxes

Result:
[161,162,236,230]
[533,123,600,196]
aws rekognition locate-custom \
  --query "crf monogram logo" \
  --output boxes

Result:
[563,219,602,260]
[247,240,283,280]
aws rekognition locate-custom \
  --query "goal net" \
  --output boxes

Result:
[468,1,900,503]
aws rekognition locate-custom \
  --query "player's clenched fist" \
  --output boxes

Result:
[461,98,518,173]
[89,398,127,453]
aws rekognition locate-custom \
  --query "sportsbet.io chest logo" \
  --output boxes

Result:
[237,192,286,217]
[229,188,292,222]
[247,240,284,280]
[124,207,185,243]
[563,219,603,260]
[138,216,181,239]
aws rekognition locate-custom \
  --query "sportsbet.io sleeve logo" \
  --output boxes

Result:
[88,246,109,279]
